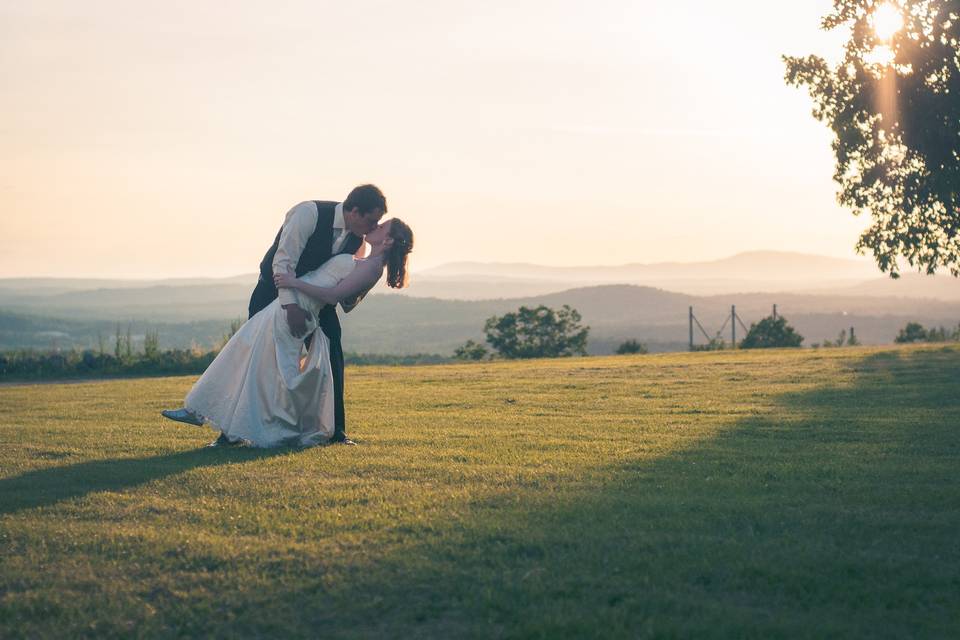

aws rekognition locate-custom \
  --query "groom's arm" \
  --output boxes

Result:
[277,257,380,311]
[273,201,319,307]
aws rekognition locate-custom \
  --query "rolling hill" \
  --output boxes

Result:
[1,251,957,354]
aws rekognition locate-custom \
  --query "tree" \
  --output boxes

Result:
[739,316,804,349]
[124,325,133,360]
[453,340,488,361]
[114,323,123,359]
[847,326,861,346]
[895,321,929,342]
[691,337,727,352]
[144,330,160,359]
[615,339,648,355]
[483,305,589,359]
[785,1,960,277]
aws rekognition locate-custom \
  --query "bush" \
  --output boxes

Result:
[895,322,960,344]
[453,340,488,361]
[895,322,929,344]
[739,316,804,349]
[691,338,727,352]
[615,340,648,355]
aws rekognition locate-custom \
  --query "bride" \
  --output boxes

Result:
[165,218,414,447]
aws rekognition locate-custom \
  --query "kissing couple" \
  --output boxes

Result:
[162,184,414,447]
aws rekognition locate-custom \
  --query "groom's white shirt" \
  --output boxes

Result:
[273,201,352,307]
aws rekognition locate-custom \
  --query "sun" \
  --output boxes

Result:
[871,3,904,41]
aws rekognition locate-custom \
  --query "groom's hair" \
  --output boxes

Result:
[344,184,387,216]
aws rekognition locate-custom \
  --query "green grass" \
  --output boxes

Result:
[1,345,958,638]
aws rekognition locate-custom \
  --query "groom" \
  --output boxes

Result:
[240,184,387,446]
[163,185,386,446]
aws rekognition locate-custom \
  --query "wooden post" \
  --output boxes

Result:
[689,306,694,351]
[773,304,778,320]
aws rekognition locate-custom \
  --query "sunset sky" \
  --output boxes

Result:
[0,0,872,278]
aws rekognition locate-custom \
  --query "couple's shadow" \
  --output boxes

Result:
[0,446,296,515]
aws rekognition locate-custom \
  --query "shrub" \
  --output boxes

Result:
[895,322,929,344]
[453,340,488,361]
[615,340,648,355]
[739,316,804,349]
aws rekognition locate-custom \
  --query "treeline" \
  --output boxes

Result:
[0,348,453,382]
[0,347,218,382]
[0,322,451,382]
[344,353,451,366]
[894,322,960,344]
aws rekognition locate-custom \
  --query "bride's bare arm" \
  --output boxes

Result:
[273,258,383,307]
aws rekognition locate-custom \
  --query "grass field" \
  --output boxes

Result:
[1,345,958,638]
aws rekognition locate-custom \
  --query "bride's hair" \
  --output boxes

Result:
[385,218,414,289]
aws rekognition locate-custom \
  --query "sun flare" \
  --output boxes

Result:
[871,3,904,41]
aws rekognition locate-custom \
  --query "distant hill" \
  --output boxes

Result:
[421,251,880,283]
[830,273,960,301]
[0,275,257,296]
[5,283,956,356]
[2,251,957,355]
[6,252,957,304]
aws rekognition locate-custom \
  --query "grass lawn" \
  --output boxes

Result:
[1,345,958,638]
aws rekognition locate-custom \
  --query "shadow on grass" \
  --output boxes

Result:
[5,348,960,638]
[294,348,960,638]
[0,446,294,515]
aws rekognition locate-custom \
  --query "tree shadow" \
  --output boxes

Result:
[0,446,294,515]
[5,348,959,638]
[287,348,959,638]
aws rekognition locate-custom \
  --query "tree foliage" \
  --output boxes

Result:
[739,316,805,349]
[894,320,960,341]
[453,340,488,361]
[691,337,727,352]
[483,305,589,359]
[817,327,861,347]
[615,339,648,355]
[785,0,960,276]
[895,321,931,342]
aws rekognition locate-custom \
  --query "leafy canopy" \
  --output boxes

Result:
[615,339,648,355]
[483,305,589,359]
[739,316,805,349]
[453,340,488,361]
[785,0,960,276]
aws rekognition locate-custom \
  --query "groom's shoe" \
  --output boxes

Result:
[161,408,204,426]
[329,432,357,446]
[207,432,242,448]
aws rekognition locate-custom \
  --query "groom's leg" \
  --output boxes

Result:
[328,334,347,438]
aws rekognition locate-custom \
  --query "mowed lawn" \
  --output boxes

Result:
[1,346,958,638]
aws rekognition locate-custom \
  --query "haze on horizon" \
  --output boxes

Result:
[1,0,873,279]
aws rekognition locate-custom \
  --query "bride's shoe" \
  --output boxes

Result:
[161,408,204,426]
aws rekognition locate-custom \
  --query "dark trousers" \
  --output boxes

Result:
[248,278,347,438]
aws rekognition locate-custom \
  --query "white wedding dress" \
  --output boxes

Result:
[184,254,365,447]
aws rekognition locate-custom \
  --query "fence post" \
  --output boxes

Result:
[731,305,737,348]
[773,304,778,320]
[689,306,694,351]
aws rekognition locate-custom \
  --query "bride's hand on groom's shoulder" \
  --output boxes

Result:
[273,271,298,290]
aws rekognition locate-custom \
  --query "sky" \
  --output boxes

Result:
[0,0,873,278]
